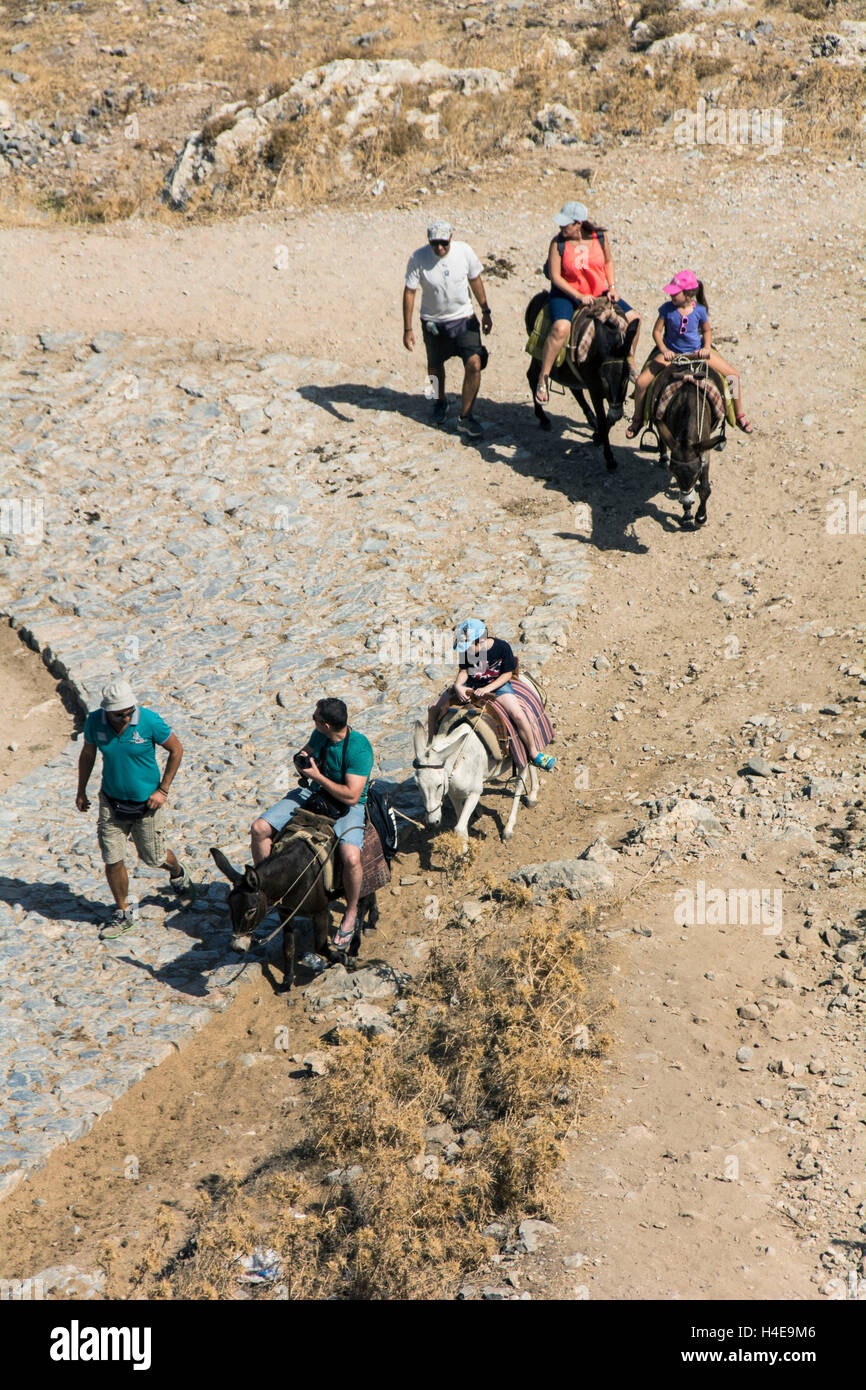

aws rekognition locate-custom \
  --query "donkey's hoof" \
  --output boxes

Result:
[605,457,618,472]
[695,511,708,528]
[538,415,551,433]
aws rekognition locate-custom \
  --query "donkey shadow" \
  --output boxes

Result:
[297,382,692,554]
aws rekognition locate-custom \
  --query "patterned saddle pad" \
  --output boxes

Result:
[273,809,389,898]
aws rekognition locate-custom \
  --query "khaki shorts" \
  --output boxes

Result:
[97,792,167,868]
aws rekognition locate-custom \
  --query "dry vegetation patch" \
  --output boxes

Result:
[136,899,611,1300]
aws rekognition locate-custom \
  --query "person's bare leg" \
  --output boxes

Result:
[460,354,481,417]
[335,846,362,943]
[251,817,274,866]
[497,693,540,761]
[105,860,129,909]
[537,321,570,398]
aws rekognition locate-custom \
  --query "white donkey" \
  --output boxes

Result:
[412,718,540,844]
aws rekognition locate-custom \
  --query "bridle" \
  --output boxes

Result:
[413,706,487,815]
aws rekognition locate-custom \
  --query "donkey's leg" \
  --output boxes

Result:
[312,907,332,960]
[695,458,711,528]
[451,788,480,845]
[280,917,295,993]
[504,766,529,840]
[571,385,599,439]
[526,761,540,807]
[527,359,551,432]
[588,380,615,469]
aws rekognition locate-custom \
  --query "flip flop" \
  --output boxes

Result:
[625,420,641,439]
[332,916,357,952]
[736,413,753,434]
[535,375,551,405]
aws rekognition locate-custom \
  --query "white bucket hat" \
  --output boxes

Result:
[100,678,137,712]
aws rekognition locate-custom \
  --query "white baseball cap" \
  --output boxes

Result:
[427,219,452,242]
[100,678,137,712]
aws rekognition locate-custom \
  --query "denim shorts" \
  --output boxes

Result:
[548,292,634,322]
[262,786,366,849]
[468,680,515,698]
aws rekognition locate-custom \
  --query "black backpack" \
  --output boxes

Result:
[366,781,400,864]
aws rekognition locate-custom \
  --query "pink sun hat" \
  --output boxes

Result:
[662,269,700,296]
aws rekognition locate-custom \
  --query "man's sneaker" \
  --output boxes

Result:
[169,861,198,902]
[431,398,448,426]
[457,412,483,439]
[101,906,142,940]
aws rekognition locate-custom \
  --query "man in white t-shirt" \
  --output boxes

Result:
[402,219,492,439]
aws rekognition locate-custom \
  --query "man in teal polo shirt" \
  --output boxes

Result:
[251,696,374,953]
[76,678,195,938]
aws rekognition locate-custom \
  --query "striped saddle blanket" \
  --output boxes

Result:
[439,675,555,771]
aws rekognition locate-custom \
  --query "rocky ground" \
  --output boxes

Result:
[0,67,864,1301]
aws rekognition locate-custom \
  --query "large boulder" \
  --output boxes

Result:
[510,857,614,899]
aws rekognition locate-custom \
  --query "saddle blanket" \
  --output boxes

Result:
[525,301,567,369]
[569,299,628,366]
[641,356,735,429]
[525,297,627,371]
[440,675,555,772]
[273,810,390,898]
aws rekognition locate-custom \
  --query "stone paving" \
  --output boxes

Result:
[0,328,591,1199]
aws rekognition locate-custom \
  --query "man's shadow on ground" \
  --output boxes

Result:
[298,382,695,555]
[0,872,232,1000]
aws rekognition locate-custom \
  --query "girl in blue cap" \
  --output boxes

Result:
[427,619,555,770]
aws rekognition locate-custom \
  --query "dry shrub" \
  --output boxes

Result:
[142,901,610,1300]
[200,109,242,150]
[583,20,628,55]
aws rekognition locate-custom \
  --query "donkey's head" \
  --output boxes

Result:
[588,314,639,417]
[210,849,269,940]
[663,382,706,497]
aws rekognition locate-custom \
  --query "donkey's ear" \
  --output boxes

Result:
[244,866,260,890]
[210,847,242,884]
[413,719,428,761]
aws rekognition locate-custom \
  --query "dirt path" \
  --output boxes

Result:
[0,146,864,1300]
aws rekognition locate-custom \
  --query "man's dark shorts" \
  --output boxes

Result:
[422,314,489,372]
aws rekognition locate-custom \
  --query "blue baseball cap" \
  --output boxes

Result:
[454,618,486,653]
[554,200,588,226]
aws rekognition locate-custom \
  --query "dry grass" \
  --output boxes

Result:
[4,0,861,223]
[137,899,611,1301]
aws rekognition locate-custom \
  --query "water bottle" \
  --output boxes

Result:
[424,374,437,400]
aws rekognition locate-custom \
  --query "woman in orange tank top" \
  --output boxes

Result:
[535,201,641,405]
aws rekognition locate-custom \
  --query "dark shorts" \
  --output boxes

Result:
[422,315,489,371]
[548,292,634,322]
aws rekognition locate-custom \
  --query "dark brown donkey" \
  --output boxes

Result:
[210,838,379,993]
[526,293,639,471]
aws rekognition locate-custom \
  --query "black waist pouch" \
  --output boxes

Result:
[104,790,151,821]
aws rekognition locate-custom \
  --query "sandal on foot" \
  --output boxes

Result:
[625,420,641,439]
[532,751,556,772]
[332,917,356,952]
[535,375,551,405]
[735,412,753,434]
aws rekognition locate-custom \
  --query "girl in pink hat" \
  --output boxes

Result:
[627,270,752,436]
